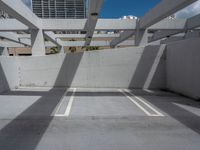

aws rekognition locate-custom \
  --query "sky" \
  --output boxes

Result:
[21,0,200,19]
[100,0,160,18]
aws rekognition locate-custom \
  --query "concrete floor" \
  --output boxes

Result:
[0,87,200,150]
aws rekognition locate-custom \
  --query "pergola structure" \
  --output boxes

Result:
[0,0,200,56]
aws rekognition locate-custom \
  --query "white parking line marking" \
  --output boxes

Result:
[119,89,164,117]
[54,88,76,117]
[119,89,152,116]
[64,88,77,117]
[124,89,164,116]
[53,88,70,116]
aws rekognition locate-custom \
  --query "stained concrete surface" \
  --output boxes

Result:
[0,88,200,150]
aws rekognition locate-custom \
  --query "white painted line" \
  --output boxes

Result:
[54,88,76,117]
[64,88,77,117]
[53,88,70,116]
[124,89,164,117]
[119,89,152,116]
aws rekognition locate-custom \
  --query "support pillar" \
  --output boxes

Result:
[135,19,149,46]
[59,46,65,54]
[0,47,9,56]
[31,29,45,56]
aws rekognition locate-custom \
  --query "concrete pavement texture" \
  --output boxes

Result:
[0,87,199,150]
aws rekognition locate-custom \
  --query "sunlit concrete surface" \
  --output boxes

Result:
[0,87,200,150]
[0,0,200,149]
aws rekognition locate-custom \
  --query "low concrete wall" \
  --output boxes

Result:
[16,46,166,89]
[166,38,200,99]
[0,57,19,93]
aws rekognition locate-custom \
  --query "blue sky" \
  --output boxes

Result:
[100,0,160,18]
[22,0,200,19]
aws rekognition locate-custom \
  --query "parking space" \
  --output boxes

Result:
[0,87,200,120]
[0,88,66,119]
[0,87,200,150]
[69,88,145,118]
[0,87,167,119]
[52,88,165,118]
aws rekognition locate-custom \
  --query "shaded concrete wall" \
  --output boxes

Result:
[166,38,200,99]
[0,57,19,93]
[16,46,166,89]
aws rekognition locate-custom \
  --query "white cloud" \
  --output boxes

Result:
[176,0,200,18]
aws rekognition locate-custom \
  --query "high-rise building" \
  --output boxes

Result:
[32,0,86,19]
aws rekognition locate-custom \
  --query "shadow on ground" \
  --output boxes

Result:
[128,44,200,135]
[128,91,200,135]
[0,53,83,150]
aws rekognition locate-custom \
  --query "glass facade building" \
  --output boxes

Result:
[32,0,86,19]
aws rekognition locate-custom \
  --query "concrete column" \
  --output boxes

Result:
[135,27,161,46]
[59,46,65,54]
[135,29,147,46]
[135,19,149,46]
[31,29,45,56]
[0,47,9,56]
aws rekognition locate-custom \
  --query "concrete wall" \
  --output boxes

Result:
[16,46,166,89]
[166,38,200,99]
[0,57,19,93]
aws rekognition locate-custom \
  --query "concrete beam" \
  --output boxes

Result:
[139,0,198,29]
[0,0,41,29]
[108,18,187,47]
[62,40,134,47]
[42,19,136,31]
[55,34,120,39]
[0,18,189,31]
[160,36,184,44]
[43,32,63,47]
[42,19,86,31]
[0,32,31,46]
[44,31,65,54]
[0,41,26,47]
[0,19,28,31]
[96,19,136,31]
[31,29,45,56]
[149,14,200,42]
[149,19,187,30]
[84,0,103,46]
[149,30,184,42]
[0,40,56,48]
[110,31,134,48]
[134,0,197,46]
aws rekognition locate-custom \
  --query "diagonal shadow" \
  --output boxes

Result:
[128,45,166,89]
[0,52,83,150]
[128,44,200,134]
[0,47,4,55]
[0,60,10,93]
[130,92,200,134]
[1,91,126,97]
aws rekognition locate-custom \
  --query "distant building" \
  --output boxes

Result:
[31,0,86,19]
[120,15,138,20]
